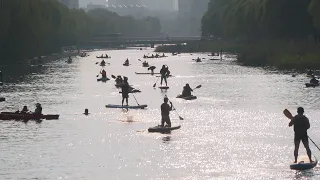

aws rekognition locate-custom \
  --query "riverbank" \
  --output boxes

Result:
[155,41,320,70]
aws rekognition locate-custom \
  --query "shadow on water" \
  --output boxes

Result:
[162,136,171,143]
[293,168,320,179]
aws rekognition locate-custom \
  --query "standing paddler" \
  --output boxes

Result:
[160,97,173,127]
[289,107,313,163]
[160,65,169,86]
[120,77,130,106]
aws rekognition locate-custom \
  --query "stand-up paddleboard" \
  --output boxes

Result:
[97,77,110,82]
[148,125,181,133]
[159,86,169,89]
[305,83,319,87]
[135,72,161,75]
[176,94,197,100]
[105,104,147,109]
[290,155,318,170]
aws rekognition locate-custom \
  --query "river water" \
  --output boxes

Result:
[0,48,320,180]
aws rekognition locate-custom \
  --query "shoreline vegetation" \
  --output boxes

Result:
[0,0,161,63]
[156,0,320,71]
[155,40,320,70]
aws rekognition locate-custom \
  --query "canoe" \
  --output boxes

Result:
[148,125,181,133]
[0,97,5,102]
[97,77,110,82]
[0,112,59,120]
[159,86,169,89]
[176,94,197,100]
[142,64,149,67]
[290,155,318,170]
[135,72,161,75]
[105,104,147,109]
[305,83,319,87]
[123,63,129,66]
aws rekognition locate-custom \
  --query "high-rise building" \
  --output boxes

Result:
[58,0,79,9]
[140,0,175,11]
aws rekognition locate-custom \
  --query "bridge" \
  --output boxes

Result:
[81,36,204,47]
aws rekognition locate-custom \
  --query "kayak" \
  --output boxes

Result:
[0,112,59,120]
[148,125,181,133]
[135,72,160,75]
[97,77,110,82]
[305,83,319,87]
[142,63,149,67]
[100,63,106,66]
[96,56,111,58]
[176,94,197,100]
[105,104,147,109]
[290,155,318,170]
[159,86,169,89]
[123,63,129,66]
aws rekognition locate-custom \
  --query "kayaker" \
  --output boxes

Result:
[124,58,129,65]
[34,103,42,115]
[121,77,130,106]
[310,76,319,84]
[182,84,193,97]
[100,69,107,78]
[160,65,168,86]
[68,57,72,61]
[161,97,173,127]
[21,106,29,113]
[166,67,171,78]
[162,53,165,57]
[101,60,106,64]
[143,55,147,58]
[105,54,108,58]
[148,66,156,74]
[289,107,313,163]
[84,109,89,115]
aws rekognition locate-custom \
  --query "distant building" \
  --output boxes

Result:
[86,3,107,11]
[107,0,147,17]
[141,0,175,11]
[58,0,79,9]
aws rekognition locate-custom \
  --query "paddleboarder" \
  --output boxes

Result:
[289,107,313,163]
[160,65,168,86]
[161,97,173,127]
[84,109,89,115]
[121,77,130,106]
[100,69,107,78]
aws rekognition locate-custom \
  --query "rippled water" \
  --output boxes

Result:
[1,48,320,179]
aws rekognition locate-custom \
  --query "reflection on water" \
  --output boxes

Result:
[0,48,320,179]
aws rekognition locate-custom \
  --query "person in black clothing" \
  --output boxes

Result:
[161,97,173,127]
[310,76,319,84]
[307,69,314,76]
[160,65,168,86]
[34,103,42,115]
[121,77,130,106]
[289,107,313,163]
[182,84,193,97]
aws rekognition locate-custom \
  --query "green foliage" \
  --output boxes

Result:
[0,0,161,62]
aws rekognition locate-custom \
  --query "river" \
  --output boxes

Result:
[0,48,320,179]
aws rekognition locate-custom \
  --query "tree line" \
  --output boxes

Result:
[201,0,320,69]
[0,0,161,62]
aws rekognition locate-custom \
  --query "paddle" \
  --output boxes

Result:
[192,85,202,91]
[153,76,160,88]
[138,59,142,62]
[283,109,320,152]
[111,75,116,79]
[165,95,184,120]
[131,93,140,106]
